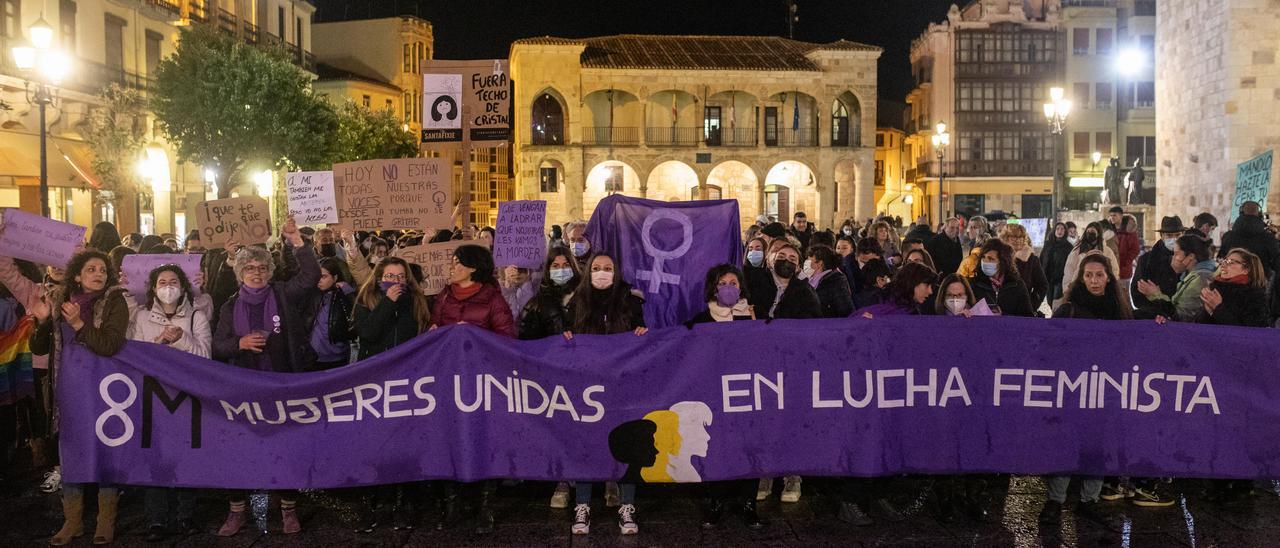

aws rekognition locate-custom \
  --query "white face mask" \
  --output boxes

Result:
[590,270,613,290]
[1067,236,1079,245]
[799,259,814,280]
[945,297,967,315]
[156,286,182,305]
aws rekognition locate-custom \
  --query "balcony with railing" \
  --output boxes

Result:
[583,127,640,146]
[63,61,156,95]
[706,127,758,147]
[217,8,237,33]
[774,127,819,147]
[956,62,1058,78]
[145,0,182,15]
[956,111,1043,126]
[645,127,702,147]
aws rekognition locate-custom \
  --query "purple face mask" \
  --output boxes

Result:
[379,281,401,293]
[715,284,740,307]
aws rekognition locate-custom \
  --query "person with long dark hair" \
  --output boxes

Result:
[127,264,210,541]
[30,250,130,545]
[519,246,579,341]
[1041,222,1074,306]
[308,258,356,369]
[563,252,646,536]
[1061,221,1118,300]
[86,221,122,253]
[686,264,763,530]
[805,244,853,318]
[968,239,1035,317]
[855,262,938,317]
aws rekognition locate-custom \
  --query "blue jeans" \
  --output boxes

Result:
[1046,475,1102,503]
[575,482,635,505]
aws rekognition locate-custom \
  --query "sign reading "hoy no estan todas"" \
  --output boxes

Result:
[332,158,452,232]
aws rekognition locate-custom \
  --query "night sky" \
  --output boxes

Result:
[313,0,958,104]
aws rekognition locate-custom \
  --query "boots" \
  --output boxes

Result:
[740,500,764,531]
[49,491,84,546]
[92,489,120,545]
[474,487,495,535]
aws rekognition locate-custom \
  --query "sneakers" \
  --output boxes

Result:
[1131,486,1176,508]
[1100,482,1132,501]
[40,468,61,493]
[550,482,571,509]
[604,482,620,507]
[872,498,906,522]
[617,504,638,535]
[756,478,773,501]
[1038,501,1062,526]
[837,501,874,527]
[571,504,590,535]
[780,476,802,503]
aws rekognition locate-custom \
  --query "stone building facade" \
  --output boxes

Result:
[509,35,881,229]
[1156,0,1280,227]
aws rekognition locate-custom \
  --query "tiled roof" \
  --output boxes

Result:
[512,34,880,71]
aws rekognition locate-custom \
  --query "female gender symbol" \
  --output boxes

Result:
[636,209,694,293]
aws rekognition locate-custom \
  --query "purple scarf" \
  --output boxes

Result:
[232,284,280,338]
[69,290,103,327]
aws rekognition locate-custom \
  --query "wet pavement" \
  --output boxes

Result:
[3,463,1280,547]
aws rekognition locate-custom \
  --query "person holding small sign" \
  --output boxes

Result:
[210,215,318,537]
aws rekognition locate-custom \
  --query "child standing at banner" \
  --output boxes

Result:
[127,264,211,542]
[350,256,430,533]
[211,216,317,537]
[29,250,130,546]
[563,252,648,536]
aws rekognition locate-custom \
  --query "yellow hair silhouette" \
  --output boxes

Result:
[640,410,682,483]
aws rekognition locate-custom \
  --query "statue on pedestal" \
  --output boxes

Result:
[1125,158,1146,205]
[1102,157,1123,204]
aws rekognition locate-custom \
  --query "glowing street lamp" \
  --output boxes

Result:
[11,16,74,218]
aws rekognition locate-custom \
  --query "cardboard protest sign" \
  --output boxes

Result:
[285,171,338,225]
[194,197,271,248]
[121,254,203,303]
[0,208,85,267]
[395,240,466,296]
[492,200,546,268]
[1232,150,1274,223]
[333,158,451,232]
[422,59,511,146]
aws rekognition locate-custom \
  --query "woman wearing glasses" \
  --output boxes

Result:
[211,216,318,537]
[1196,249,1271,328]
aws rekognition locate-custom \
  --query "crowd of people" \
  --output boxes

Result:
[0,198,1273,543]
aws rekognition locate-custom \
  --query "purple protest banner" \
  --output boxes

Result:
[585,195,741,329]
[0,208,85,267]
[492,200,546,268]
[56,316,1280,489]
[121,254,203,303]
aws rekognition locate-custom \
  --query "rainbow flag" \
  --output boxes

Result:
[0,315,35,406]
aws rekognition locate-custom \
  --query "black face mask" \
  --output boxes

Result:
[1084,232,1098,243]
[319,243,338,257]
[774,260,798,279]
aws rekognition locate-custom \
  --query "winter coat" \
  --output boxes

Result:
[1051,285,1125,321]
[355,291,422,359]
[1040,238,1073,291]
[969,271,1035,317]
[1130,242,1179,310]
[925,233,964,276]
[518,286,574,340]
[431,282,516,337]
[812,269,853,318]
[1195,280,1270,328]
[768,277,822,320]
[30,286,130,436]
[840,255,867,295]
[568,286,646,335]
[127,298,212,358]
[1134,260,1214,322]
[1219,214,1280,277]
[211,243,321,373]
[1014,252,1049,310]
[689,299,755,324]
[852,286,884,311]
[1115,231,1141,279]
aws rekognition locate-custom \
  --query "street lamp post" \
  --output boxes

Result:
[1043,87,1072,219]
[11,17,72,219]
[931,121,950,218]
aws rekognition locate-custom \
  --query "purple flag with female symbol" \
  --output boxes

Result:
[585,195,741,328]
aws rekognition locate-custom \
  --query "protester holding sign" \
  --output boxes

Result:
[211,216,316,537]
[29,250,129,546]
[564,251,647,536]
[125,264,210,542]
[687,264,763,530]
